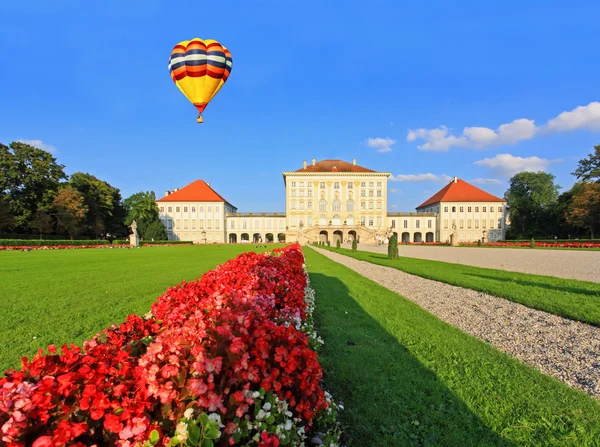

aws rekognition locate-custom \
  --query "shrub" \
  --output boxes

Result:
[336,239,341,248]
[327,240,331,247]
[477,239,482,247]
[388,234,398,259]
[352,238,357,252]
[0,245,342,446]
[0,239,127,247]
[530,238,536,248]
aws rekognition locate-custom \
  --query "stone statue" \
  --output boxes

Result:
[452,222,457,231]
[130,220,139,237]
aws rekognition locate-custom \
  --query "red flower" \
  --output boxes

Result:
[259,431,280,447]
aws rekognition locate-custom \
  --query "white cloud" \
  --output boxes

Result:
[390,188,399,193]
[17,139,56,153]
[391,204,398,209]
[545,101,600,132]
[474,153,561,178]
[407,119,537,151]
[390,173,452,182]
[407,101,600,151]
[366,137,396,153]
[469,178,503,185]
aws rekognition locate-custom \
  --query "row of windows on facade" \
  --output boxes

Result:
[290,181,383,188]
[229,220,286,230]
[289,199,384,211]
[288,215,383,227]
[390,219,434,229]
[289,189,383,198]
[443,219,503,230]
[444,206,503,213]
[159,205,221,214]
[166,219,221,230]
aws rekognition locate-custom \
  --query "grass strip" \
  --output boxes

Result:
[305,248,600,446]
[320,246,600,326]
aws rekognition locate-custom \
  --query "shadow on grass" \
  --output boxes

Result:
[309,271,516,447]
[462,273,600,297]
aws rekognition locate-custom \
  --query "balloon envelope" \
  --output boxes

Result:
[168,38,232,123]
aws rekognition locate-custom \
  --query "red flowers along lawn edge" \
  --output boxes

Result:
[0,244,343,447]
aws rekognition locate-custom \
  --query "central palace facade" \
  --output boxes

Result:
[156,158,508,245]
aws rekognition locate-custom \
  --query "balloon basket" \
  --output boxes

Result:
[196,115,204,123]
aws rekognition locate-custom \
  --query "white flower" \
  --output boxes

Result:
[285,420,293,431]
[184,408,194,420]
[263,402,272,411]
[257,409,267,420]
[175,422,188,442]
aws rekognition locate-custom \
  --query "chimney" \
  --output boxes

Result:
[173,187,179,192]
[303,160,307,169]
[207,182,210,187]
[352,158,356,166]
[312,158,316,166]
[453,176,458,183]
[164,191,170,197]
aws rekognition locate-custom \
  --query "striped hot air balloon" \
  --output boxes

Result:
[168,38,232,123]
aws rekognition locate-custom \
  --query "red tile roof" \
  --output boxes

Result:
[295,159,376,173]
[417,178,504,209]
[156,180,233,206]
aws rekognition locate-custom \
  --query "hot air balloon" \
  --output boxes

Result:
[168,38,232,123]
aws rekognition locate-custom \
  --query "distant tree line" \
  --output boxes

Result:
[0,141,167,241]
[505,145,600,239]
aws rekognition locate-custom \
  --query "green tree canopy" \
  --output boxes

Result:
[504,171,560,238]
[123,191,167,240]
[53,185,88,239]
[0,141,67,232]
[573,144,600,183]
[566,182,600,238]
[69,172,127,238]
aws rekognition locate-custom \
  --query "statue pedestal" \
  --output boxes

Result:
[129,234,140,247]
[450,231,459,246]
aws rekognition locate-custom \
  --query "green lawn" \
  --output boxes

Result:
[305,248,600,446]
[0,244,281,372]
[321,246,600,326]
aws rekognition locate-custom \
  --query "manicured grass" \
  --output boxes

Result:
[0,245,282,372]
[305,248,600,446]
[321,246,600,326]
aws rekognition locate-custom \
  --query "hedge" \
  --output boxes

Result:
[0,239,128,247]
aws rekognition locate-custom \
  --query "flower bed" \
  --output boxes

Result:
[0,244,342,447]
[0,244,130,251]
[460,241,600,249]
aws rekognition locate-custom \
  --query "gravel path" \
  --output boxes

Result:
[356,244,600,283]
[311,247,600,398]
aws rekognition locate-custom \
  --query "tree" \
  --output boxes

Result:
[573,144,600,183]
[30,209,54,239]
[504,172,560,238]
[388,233,398,259]
[53,186,88,239]
[0,141,67,232]
[69,172,127,238]
[566,182,600,238]
[123,191,167,240]
[351,238,357,252]
[0,197,13,235]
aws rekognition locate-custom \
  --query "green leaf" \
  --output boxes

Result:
[205,428,220,440]
[267,415,275,425]
[188,423,201,445]
[149,429,160,444]
[199,413,210,428]
[168,438,180,447]
[114,407,124,415]
[202,440,214,447]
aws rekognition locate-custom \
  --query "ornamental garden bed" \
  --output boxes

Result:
[0,244,342,447]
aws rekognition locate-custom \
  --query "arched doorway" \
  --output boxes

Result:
[426,232,434,242]
[346,215,355,225]
[277,233,286,243]
[348,230,357,244]
[332,215,341,226]
[319,215,327,226]
[401,232,410,243]
[241,233,250,243]
[414,232,423,243]
[253,233,262,243]
[229,233,238,243]
[333,230,343,243]
[265,233,274,242]
[319,230,329,243]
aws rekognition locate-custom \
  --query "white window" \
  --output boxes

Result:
[299,189,304,197]
[368,217,374,226]
[208,206,212,212]
[242,220,247,229]
[334,182,340,189]
[490,220,494,229]
[291,201,297,210]
[361,190,366,197]
[460,219,464,229]
[377,202,382,209]
[361,216,366,226]
[167,220,173,229]
[377,216,382,226]
[160,207,164,213]
[444,219,448,229]
[200,219,204,229]
[348,183,353,189]
[230,220,235,229]
[475,207,479,212]
[377,182,382,187]
[191,207,196,213]
[475,219,479,229]
[300,201,305,210]
[361,202,365,209]
[216,206,220,212]
[369,182,374,187]
[168,207,172,213]
[308,201,313,209]
[483,206,487,212]
[207,220,212,229]
[377,190,382,197]
[460,207,463,212]
[184,207,188,213]
[369,190,374,197]
[391,220,396,228]
[467,220,472,229]
[404,220,408,228]
[176,207,180,212]
[482,220,487,229]
[192,220,197,229]
[452,206,456,212]
[299,182,304,187]
[308,189,313,197]
[291,182,296,187]
[319,200,327,211]
[199,206,203,212]
[416,220,420,229]
[498,206,502,213]
[320,182,325,189]
[428,220,432,228]
[468,207,472,212]
[444,207,448,212]
[346,199,354,212]
[333,200,341,212]
[369,202,374,209]
[215,220,220,229]
[361,182,366,187]
[292,190,296,197]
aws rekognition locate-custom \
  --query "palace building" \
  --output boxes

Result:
[156,158,508,244]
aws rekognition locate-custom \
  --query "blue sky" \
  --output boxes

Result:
[1,0,600,212]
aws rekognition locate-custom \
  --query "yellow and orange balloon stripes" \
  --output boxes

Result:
[168,38,232,123]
